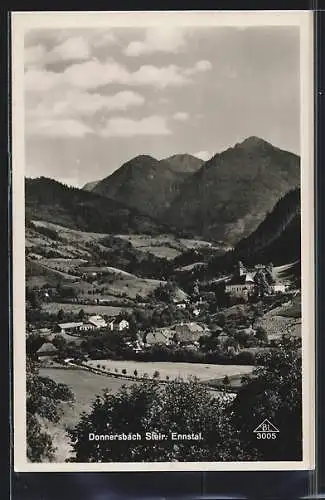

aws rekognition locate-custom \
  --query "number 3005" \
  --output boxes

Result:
[256,432,277,440]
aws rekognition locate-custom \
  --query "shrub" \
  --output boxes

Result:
[153,370,160,378]
[122,369,127,375]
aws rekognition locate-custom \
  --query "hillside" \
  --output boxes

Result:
[25,177,171,236]
[233,188,301,266]
[91,155,196,218]
[163,154,204,174]
[82,180,100,191]
[162,137,300,244]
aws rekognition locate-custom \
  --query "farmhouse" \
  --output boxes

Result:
[36,342,58,361]
[146,330,172,346]
[87,315,107,328]
[174,322,205,345]
[57,322,84,334]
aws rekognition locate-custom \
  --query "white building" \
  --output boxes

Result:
[87,315,107,328]
[108,319,130,331]
[225,273,255,298]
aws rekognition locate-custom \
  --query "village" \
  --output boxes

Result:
[27,260,297,377]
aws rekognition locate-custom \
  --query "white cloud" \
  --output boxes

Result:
[28,90,145,120]
[25,68,63,92]
[124,27,187,57]
[25,44,47,68]
[49,36,91,62]
[25,30,118,69]
[132,64,190,89]
[194,60,213,72]
[194,150,212,161]
[25,58,208,93]
[173,112,189,121]
[100,115,171,137]
[27,118,93,138]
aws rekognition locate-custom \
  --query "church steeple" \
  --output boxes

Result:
[237,261,246,276]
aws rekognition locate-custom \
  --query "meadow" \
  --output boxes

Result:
[85,359,255,382]
[39,366,137,462]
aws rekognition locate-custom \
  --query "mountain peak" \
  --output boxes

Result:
[129,154,157,163]
[237,136,273,149]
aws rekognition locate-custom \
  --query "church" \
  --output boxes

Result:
[225,261,256,299]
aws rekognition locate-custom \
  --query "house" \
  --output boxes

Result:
[174,322,205,345]
[192,308,200,317]
[87,315,107,328]
[36,342,58,361]
[175,302,187,310]
[57,322,84,334]
[78,323,96,332]
[145,330,172,346]
[108,318,129,332]
[272,284,286,293]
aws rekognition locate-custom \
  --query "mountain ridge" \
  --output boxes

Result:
[162,137,300,244]
[91,154,201,218]
[25,176,174,236]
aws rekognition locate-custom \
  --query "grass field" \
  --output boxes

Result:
[42,302,132,316]
[85,360,255,382]
[38,359,251,462]
[39,367,137,462]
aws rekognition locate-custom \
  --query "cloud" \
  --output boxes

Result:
[25,68,62,92]
[25,30,118,68]
[48,36,91,62]
[124,27,187,57]
[100,115,171,137]
[194,60,213,72]
[25,58,209,92]
[27,90,145,120]
[27,118,93,138]
[173,112,189,121]
[194,150,212,161]
[25,44,47,68]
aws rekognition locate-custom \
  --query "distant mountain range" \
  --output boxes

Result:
[25,177,172,236]
[83,137,300,245]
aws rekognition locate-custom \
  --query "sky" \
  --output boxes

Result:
[24,25,300,187]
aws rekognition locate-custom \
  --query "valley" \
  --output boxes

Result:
[26,137,302,463]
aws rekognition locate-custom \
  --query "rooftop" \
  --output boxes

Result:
[58,322,84,329]
[36,342,58,354]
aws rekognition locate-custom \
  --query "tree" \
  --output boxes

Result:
[57,309,65,322]
[223,375,230,386]
[52,335,67,351]
[255,326,268,344]
[78,309,85,321]
[230,335,302,460]
[67,378,250,463]
[26,359,75,462]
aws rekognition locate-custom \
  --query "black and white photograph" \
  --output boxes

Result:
[12,11,314,471]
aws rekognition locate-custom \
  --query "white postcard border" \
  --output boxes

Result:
[12,10,315,472]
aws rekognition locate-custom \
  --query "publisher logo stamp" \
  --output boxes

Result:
[253,419,280,440]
